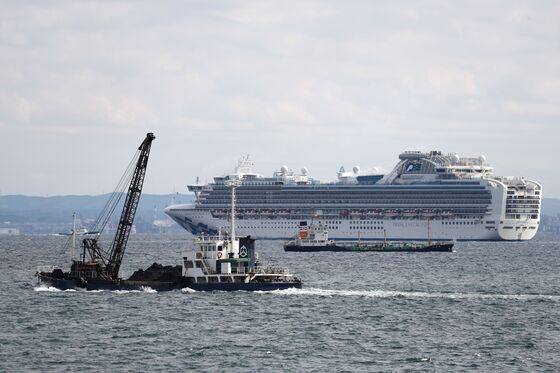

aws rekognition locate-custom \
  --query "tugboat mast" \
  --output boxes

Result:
[225,179,241,244]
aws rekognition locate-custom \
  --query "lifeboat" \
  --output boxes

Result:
[403,209,417,217]
[278,209,290,216]
[384,209,400,217]
[350,209,365,217]
[211,209,227,218]
[421,209,436,217]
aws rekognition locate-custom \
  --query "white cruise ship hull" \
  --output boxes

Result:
[165,151,542,241]
[165,203,539,241]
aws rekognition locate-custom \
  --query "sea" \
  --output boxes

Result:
[1,234,559,372]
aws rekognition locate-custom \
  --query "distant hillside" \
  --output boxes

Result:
[3,195,559,221]
[1,194,559,234]
[0,193,192,225]
[542,198,560,216]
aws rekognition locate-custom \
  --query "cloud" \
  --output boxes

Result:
[0,1,559,196]
[226,96,316,125]
[401,67,479,98]
[216,1,334,26]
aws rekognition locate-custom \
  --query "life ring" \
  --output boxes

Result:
[217,252,222,259]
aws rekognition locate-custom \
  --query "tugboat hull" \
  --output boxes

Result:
[37,273,301,292]
[182,281,302,292]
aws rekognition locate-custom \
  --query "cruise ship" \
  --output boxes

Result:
[164,151,542,241]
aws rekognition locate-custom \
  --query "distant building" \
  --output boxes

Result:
[0,227,20,235]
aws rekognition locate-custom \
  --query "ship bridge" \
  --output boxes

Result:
[381,150,493,184]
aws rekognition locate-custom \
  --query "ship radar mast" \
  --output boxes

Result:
[225,179,241,243]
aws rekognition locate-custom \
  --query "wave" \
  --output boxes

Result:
[112,287,157,294]
[35,283,557,301]
[33,285,157,293]
[34,285,76,292]
[262,287,560,302]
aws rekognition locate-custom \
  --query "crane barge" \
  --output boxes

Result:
[35,133,180,290]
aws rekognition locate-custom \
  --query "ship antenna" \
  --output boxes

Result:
[310,208,316,225]
[383,229,387,246]
[194,176,200,202]
[226,179,241,244]
[428,218,432,246]
[72,211,77,261]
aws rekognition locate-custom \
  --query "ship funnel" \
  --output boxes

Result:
[299,221,308,240]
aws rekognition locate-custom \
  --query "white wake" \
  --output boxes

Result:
[261,287,560,302]
[34,285,76,292]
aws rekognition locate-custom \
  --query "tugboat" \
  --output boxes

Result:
[177,179,302,291]
[37,134,302,291]
[284,221,454,252]
[130,180,302,291]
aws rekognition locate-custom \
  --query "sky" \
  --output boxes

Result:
[1,1,559,197]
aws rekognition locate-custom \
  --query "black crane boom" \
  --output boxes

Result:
[106,132,155,279]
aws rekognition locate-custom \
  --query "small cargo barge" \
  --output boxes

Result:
[284,222,453,253]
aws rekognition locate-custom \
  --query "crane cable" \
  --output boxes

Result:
[88,149,141,244]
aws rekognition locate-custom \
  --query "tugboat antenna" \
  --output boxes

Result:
[225,179,241,245]
[71,211,76,261]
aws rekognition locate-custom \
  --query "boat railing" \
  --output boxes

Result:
[293,238,330,245]
[201,258,216,275]
[196,235,226,242]
[36,265,55,274]
[230,265,290,275]
[256,266,290,275]
[70,269,98,279]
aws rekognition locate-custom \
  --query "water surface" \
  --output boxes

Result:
[1,235,559,371]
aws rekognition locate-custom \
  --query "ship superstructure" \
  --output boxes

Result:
[165,152,542,241]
